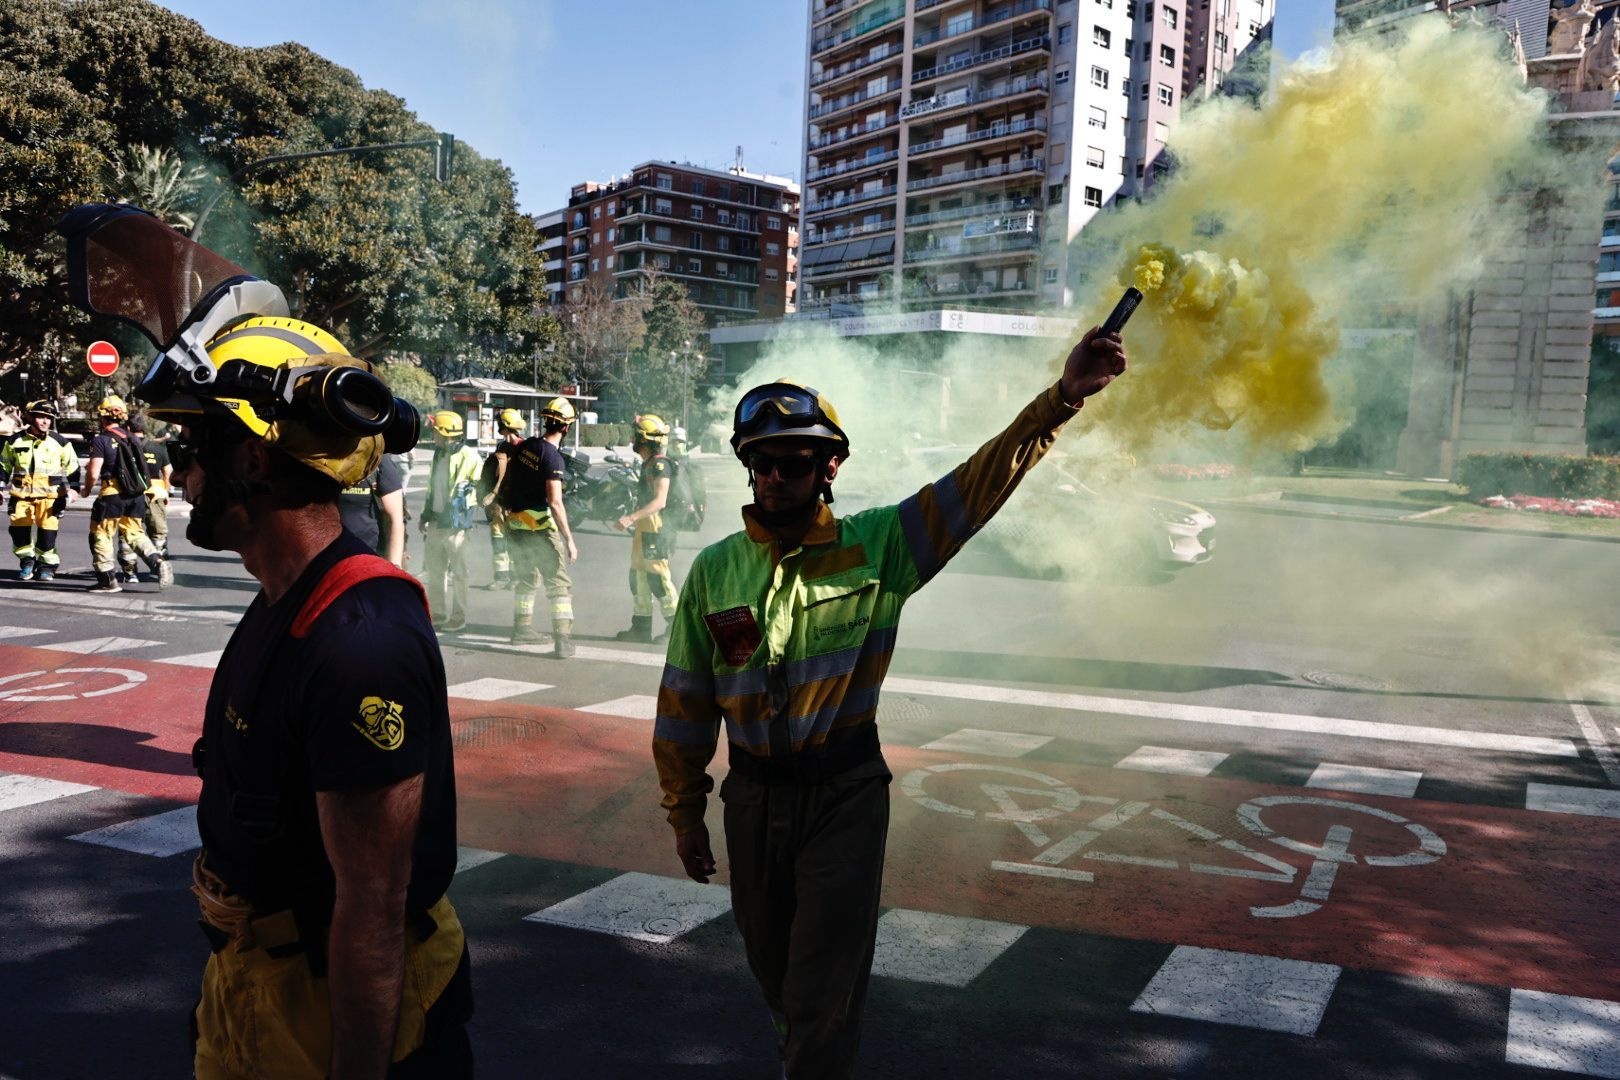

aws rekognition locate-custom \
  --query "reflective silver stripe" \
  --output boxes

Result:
[793,684,883,744]
[898,492,940,582]
[653,714,717,745]
[725,713,770,749]
[716,667,770,697]
[784,625,899,687]
[933,470,973,544]
[660,662,714,697]
[206,323,328,356]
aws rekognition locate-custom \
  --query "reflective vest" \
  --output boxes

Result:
[653,386,1080,834]
[1,431,77,500]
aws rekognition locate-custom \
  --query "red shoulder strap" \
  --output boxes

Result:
[290,554,428,639]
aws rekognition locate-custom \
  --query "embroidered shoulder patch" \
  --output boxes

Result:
[704,605,763,667]
[354,696,406,751]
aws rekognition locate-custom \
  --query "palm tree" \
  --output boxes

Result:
[104,144,209,232]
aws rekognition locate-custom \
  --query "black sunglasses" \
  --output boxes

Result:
[747,451,821,480]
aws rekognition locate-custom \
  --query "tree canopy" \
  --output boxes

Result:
[0,0,556,401]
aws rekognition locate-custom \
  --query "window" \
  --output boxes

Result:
[768,216,783,229]
[592,232,600,245]
[654,253,671,268]
[947,12,973,35]
[691,232,703,249]
[1161,4,1177,27]
[1215,30,1228,52]
[1090,66,1109,88]
[1084,186,1103,208]
[717,260,729,275]
[607,202,616,216]
[1087,105,1107,129]
[655,197,673,214]
[571,212,585,229]
[1096,0,1113,6]
[1137,162,1146,177]
[1249,19,1262,39]
[1093,25,1111,47]
[717,235,732,252]
[1048,182,1064,203]
[1140,81,1150,99]
[688,258,702,273]
[656,172,673,190]
[1140,40,1151,59]
[1123,77,1131,97]
[718,182,731,200]
[1126,36,1134,55]
[1158,83,1174,105]
[1045,268,1060,284]
[1155,120,1170,142]
[607,254,615,268]
[692,179,705,196]
[1056,67,1072,85]
[766,267,780,280]
[1058,23,1073,43]
[1159,44,1176,66]
[1051,143,1066,165]
[718,209,732,225]
[608,228,616,242]
[767,241,782,256]
[653,225,672,242]
[590,258,599,271]
[1126,0,1137,15]
[593,205,601,219]
[1086,145,1105,168]
[691,205,704,221]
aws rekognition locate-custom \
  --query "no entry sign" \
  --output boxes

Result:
[86,341,119,379]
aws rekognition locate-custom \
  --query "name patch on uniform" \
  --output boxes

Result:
[354,696,406,751]
[705,606,762,666]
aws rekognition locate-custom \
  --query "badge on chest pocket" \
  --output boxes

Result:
[705,605,762,666]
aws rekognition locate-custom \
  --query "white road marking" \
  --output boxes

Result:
[0,589,241,622]
[870,908,1028,987]
[454,846,506,874]
[447,677,554,701]
[0,626,53,639]
[44,637,162,654]
[68,806,199,857]
[579,695,658,720]
[1525,782,1620,820]
[1131,945,1341,1036]
[991,860,1095,882]
[0,666,146,702]
[920,728,1053,758]
[523,871,731,944]
[1569,703,1620,787]
[1115,745,1229,777]
[1507,988,1620,1078]
[883,676,1580,758]
[0,773,98,813]
[1306,763,1422,799]
[154,650,224,668]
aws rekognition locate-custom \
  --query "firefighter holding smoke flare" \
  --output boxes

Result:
[2,400,78,581]
[653,326,1127,1078]
[56,204,473,1077]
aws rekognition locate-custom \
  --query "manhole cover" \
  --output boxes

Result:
[451,715,548,749]
[1299,670,1391,692]
[643,917,684,936]
[878,696,931,724]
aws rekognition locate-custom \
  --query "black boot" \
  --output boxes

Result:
[88,570,122,594]
[17,557,35,582]
[615,615,653,643]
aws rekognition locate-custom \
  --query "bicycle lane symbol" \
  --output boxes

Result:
[0,667,148,703]
[899,763,1447,919]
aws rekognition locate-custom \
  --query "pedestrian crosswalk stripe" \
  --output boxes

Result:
[1115,745,1229,777]
[522,871,732,944]
[454,846,507,874]
[919,728,1053,758]
[155,650,225,668]
[578,695,658,720]
[44,636,163,655]
[68,805,200,857]
[1506,988,1620,1077]
[1131,945,1341,1036]
[870,908,1028,987]
[0,626,54,639]
[1524,782,1620,820]
[447,677,554,701]
[0,772,98,813]
[1306,763,1422,799]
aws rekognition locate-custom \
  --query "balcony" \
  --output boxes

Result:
[904,195,1039,228]
[914,0,948,11]
[804,219,897,246]
[904,276,1035,302]
[907,157,1046,193]
[812,0,857,26]
[806,184,900,216]
[617,233,763,261]
[807,149,901,183]
[909,116,1047,156]
[616,205,764,237]
[798,288,899,311]
[616,261,761,287]
[812,7,903,55]
[903,232,1041,263]
[810,42,902,89]
[900,73,1049,119]
[809,82,902,121]
[809,114,899,151]
[913,0,1053,48]
[912,33,1051,83]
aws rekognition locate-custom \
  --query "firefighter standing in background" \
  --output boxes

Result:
[494,397,578,656]
[338,454,406,567]
[117,417,173,581]
[613,413,678,643]
[478,408,526,589]
[81,395,170,593]
[2,401,78,581]
[419,411,480,633]
[653,328,1128,1078]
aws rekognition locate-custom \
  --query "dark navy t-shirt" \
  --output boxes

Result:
[337,455,403,551]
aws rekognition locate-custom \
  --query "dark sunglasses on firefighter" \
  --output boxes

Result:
[746,451,822,480]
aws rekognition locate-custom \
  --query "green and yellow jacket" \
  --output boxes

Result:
[2,430,78,500]
[653,385,1081,834]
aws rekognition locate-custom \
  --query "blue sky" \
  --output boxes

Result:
[160,0,1337,214]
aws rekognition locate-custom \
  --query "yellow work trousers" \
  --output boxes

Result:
[508,526,572,630]
[8,495,61,565]
[90,495,156,574]
[629,522,678,619]
[422,526,468,622]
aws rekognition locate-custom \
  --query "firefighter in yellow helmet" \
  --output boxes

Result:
[420,410,481,632]
[493,396,578,655]
[476,406,527,589]
[79,393,169,591]
[1,400,79,581]
[613,413,678,642]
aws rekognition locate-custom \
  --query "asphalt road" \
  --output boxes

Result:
[0,462,1617,1079]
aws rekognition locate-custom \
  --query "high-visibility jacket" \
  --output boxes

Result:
[654,386,1081,834]
[422,446,481,528]
[1,431,78,500]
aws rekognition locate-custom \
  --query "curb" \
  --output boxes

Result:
[1207,498,1620,545]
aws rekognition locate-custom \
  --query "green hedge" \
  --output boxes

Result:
[575,423,631,448]
[1458,452,1620,499]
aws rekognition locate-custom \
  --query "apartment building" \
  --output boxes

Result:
[536,208,567,308]
[563,162,800,325]
[797,0,1272,314]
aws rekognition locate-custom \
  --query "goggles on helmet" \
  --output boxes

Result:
[734,385,822,433]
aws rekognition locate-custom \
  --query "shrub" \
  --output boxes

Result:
[576,422,631,448]
[1458,451,1620,500]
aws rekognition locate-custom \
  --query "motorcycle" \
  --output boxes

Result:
[560,448,639,528]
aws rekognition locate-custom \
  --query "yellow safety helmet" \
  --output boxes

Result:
[430,410,465,438]
[97,395,128,420]
[540,397,576,427]
[145,317,387,486]
[632,414,670,444]
[730,381,849,459]
[498,407,526,433]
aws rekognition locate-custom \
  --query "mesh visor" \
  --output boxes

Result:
[57,203,254,350]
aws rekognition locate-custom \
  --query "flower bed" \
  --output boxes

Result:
[1478,494,1620,518]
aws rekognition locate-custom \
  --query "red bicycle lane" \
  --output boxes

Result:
[1,642,1614,1002]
